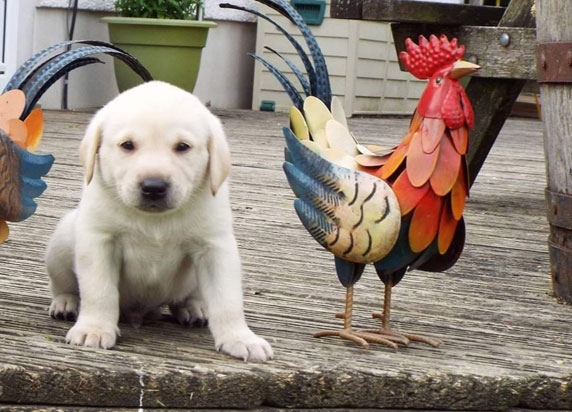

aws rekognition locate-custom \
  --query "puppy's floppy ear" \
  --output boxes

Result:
[79,110,104,185]
[207,113,231,196]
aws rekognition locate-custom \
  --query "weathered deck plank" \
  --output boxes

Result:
[3,409,572,412]
[0,110,570,410]
[3,408,570,412]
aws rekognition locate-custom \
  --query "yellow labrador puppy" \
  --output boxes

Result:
[45,81,273,362]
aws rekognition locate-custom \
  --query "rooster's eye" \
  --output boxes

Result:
[435,77,443,85]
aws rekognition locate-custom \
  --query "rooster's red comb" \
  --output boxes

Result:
[399,34,465,80]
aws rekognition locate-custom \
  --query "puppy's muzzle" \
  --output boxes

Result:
[139,177,170,211]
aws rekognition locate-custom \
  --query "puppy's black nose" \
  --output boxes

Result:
[141,178,168,200]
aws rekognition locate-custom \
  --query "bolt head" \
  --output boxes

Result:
[499,33,511,47]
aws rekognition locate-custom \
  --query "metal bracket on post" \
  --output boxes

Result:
[545,188,572,302]
[545,189,572,230]
[537,42,572,83]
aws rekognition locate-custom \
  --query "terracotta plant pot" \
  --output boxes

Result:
[101,17,217,93]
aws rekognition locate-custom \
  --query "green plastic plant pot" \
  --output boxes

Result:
[101,17,217,93]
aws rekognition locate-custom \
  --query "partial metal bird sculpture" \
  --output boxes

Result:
[0,40,151,243]
[0,89,52,243]
[222,0,479,348]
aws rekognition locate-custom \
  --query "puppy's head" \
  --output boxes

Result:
[80,81,231,213]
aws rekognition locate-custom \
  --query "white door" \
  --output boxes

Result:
[0,0,19,91]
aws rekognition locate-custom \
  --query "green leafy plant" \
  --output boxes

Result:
[114,0,203,20]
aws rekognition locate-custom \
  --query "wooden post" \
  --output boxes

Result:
[464,0,535,184]
[536,1,572,302]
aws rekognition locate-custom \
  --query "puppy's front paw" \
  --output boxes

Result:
[169,298,208,327]
[66,321,119,349]
[49,293,79,321]
[216,329,273,362]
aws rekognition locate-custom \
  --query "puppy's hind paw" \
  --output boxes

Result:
[49,294,79,321]
[216,330,274,362]
[65,321,119,349]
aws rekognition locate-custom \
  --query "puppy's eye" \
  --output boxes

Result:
[120,141,135,152]
[174,142,191,153]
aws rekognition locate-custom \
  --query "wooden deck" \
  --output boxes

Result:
[1,109,571,411]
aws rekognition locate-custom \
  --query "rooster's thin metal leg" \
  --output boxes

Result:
[364,282,443,348]
[314,286,401,349]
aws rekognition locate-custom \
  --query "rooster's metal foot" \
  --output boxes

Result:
[314,328,403,349]
[363,312,443,348]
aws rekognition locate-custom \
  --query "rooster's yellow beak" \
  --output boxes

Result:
[451,60,480,79]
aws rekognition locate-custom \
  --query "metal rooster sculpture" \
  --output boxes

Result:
[0,40,151,243]
[222,0,479,348]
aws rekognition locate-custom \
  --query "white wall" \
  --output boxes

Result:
[14,0,257,110]
[40,0,113,9]
[193,21,256,109]
[33,7,117,110]
[39,0,258,20]
[16,1,40,67]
